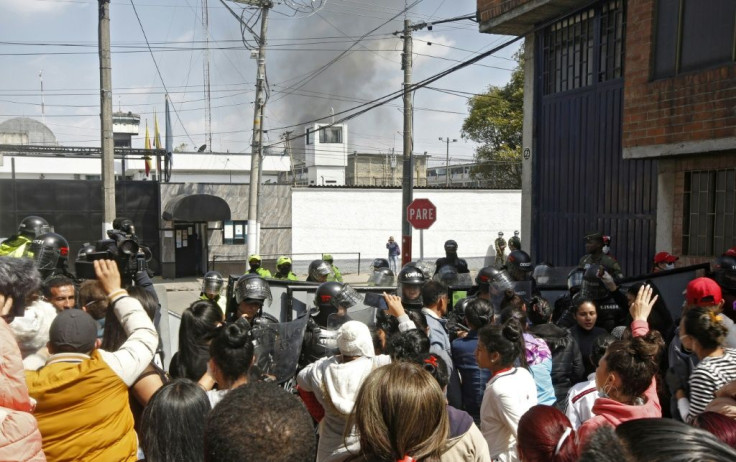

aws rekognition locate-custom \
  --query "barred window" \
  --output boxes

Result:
[542,0,625,95]
[683,169,736,256]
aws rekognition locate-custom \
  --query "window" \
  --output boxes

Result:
[319,127,342,144]
[541,0,625,95]
[654,0,736,78]
[223,220,247,245]
[306,129,313,145]
[683,169,736,256]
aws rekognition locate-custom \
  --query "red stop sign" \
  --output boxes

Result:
[407,198,437,229]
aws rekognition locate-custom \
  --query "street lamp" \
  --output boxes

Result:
[439,137,457,187]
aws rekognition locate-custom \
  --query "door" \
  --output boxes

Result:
[174,223,202,277]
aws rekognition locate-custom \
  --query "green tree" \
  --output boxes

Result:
[462,47,524,188]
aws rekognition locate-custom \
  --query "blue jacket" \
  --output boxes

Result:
[451,331,490,425]
[423,309,462,408]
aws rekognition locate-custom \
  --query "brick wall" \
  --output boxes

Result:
[623,0,736,149]
[477,0,532,23]
[671,152,736,263]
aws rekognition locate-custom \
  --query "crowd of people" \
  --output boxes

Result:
[2,214,736,461]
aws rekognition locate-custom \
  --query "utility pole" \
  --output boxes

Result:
[439,137,457,187]
[98,0,115,235]
[401,19,413,266]
[202,0,212,152]
[246,0,271,258]
[283,131,295,187]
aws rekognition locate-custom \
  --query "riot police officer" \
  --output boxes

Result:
[274,256,298,281]
[26,232,73,280]
[0,215,50,257]
[200,271,226,314]
[306,259,332,283]
[231,274,276,326]
[576,264,628,332]
[322,254,343,282]
[508,231,521,252]
[397,265,427,310]
[367,258,394,286]
[506,250,534,282]
[247,254,272,278]
[434,240,469,275]
[578,232,623,280]
[553,267,585,326]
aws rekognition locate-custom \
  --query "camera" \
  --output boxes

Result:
[75,217,152,284]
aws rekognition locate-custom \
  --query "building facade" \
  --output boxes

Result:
[477,0,735,274]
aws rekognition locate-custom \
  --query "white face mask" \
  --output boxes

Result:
[664,263,675,270]
[602,245,610,255]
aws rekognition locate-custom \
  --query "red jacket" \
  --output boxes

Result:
[577,320,662,444]
[0,319,46,461]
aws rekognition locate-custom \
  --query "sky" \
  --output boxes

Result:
[0,0,520,167]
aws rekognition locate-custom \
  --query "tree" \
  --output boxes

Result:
[462,47,524,189]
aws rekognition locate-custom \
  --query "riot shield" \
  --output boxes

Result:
[328,303,377,329]
[251,314,309,384]
[490,280,533,314]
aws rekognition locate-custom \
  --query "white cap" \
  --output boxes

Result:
[337,321,374,357]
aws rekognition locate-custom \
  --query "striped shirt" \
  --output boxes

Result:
[688,348,736,419]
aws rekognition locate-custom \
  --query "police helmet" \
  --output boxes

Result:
[202,271,224,296]
[532,263,553,285]
[18,216,50,239]
[370,258,390,271]
[308,259,332,282]
[322,254,334,264]
[234,274,272,307]
[397,265,426,307]
[713,255,736,292]
[26,232,69,271]
[276,256,293,273]
[476,266,513,293]
[368,267,394,286]
[444,239,458,253]
[578,264,609,301]
[76,242,97,261]
[506,250,533,281]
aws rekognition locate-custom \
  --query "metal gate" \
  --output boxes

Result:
[533,0,657,277]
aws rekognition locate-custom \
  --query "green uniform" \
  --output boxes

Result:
[578,253,623,280]
[249,267,272,278]
[274,271,298,281]
[0,235,31,257]
[327,264,343,282]
[200,293,227,316]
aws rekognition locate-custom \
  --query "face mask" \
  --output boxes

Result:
[602,245,610,255]
[664,263,674,270]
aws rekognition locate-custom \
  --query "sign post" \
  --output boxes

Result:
[407,198,437,261]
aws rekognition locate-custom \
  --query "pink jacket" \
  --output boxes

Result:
[578,320,662,443]
[0,319,46,461]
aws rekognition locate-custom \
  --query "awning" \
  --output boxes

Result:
[162,194,231,222]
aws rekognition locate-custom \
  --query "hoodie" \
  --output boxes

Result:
[530,323,585,403]
[577,320,662,444]
[297,354,391,462]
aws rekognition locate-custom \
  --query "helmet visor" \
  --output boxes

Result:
[332,284,362,309]
[27,243,59,270]
[203,278,224,295]
[235,277,273,307]
[490,270,514,294]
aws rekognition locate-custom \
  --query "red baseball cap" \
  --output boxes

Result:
[654,252,679,264]
[686,277,723,307]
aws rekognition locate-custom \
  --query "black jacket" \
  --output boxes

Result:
[529,323,586,403]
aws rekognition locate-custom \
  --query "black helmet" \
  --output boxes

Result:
[532,263,553,285]
[26,232,69,271]
[713,255,736,292]
[403,260,434,280]
[234,274,272,307]
[368,267,394,286]
[476,266,513,293]
[18,216,50,239]
[308,260,332,282]
[202,271,224,295]
[506,250,533,281]
[397,266,426,308]
[76,242,97,261]
[313,282,361,327]
[579,265,608,300]
[444,239,458,253]
[370,258,390,271]
[508,235,521,251]
[567,268,585,293]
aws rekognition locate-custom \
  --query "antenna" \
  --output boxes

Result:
[39,70,46,123]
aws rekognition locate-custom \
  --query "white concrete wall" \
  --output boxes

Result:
[291,188,521,263]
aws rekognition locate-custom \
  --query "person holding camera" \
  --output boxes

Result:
[0,256,46,461]
[25,259,158,462]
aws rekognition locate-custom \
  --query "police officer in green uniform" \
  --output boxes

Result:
[578,231,623,280]
[199,271,227,315]
[0,216,50,257]
[274,256,298,281]
[247,254,272,278]
[322,253,343,282]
